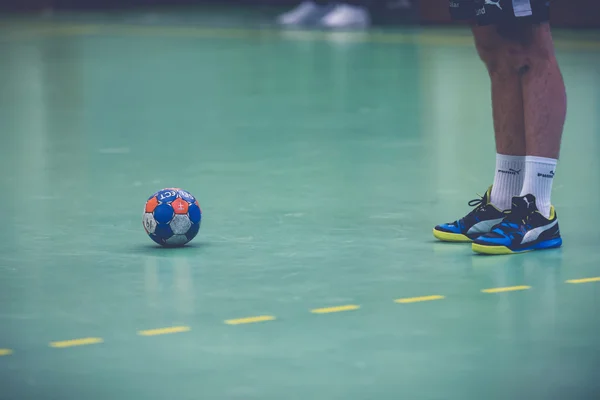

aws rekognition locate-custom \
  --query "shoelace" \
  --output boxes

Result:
[467,197,484,208]
[465,194,487,218]
[450,194,490,228]
[461,193,513,231]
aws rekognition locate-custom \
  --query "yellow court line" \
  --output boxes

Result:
[49,337,104,348]
[311,305,360,314]
[0,349,13,356]
[395,295,445,304]
[482,286,531,294]
[566,277,600,284]
[138,326,191,336]
[225,315,276,325]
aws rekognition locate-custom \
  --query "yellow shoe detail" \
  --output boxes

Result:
[472,243,519,255]
[433,228,472,243]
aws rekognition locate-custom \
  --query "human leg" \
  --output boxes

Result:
[472,23,527,212]
[471,2,565,254]
[434,0,565,251]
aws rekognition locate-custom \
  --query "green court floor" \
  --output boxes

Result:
[1,10,600,400]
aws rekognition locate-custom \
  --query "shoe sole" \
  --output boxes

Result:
[472,238,563,255]
[432,228,472,243]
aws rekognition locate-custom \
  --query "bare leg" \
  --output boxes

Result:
[520,23,567,159]
[472,25,527,156]
[473,21,566,217]
[472,25,526,211]
[516,23,566,216]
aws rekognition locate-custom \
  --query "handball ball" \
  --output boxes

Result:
[143,188,202,247]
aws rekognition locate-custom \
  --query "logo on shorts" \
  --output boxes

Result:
[484,0,502,10]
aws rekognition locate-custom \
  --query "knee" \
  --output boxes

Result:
[476,41,531,77]
[475,38,511,76]
[474,25,553,77]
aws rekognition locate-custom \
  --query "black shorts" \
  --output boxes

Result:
[449,0,550,25]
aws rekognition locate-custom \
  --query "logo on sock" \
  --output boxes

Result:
[537,170,555,179]
[498,168,521,175]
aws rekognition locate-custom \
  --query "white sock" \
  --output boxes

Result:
[490,153,526,211]
[520,156,557,218]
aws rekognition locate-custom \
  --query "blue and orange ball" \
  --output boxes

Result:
[143,188,202,247]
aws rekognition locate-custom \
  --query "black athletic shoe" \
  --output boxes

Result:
[472,194,562,255]
[433,186,507,242]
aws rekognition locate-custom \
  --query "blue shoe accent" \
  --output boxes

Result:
[436,221,464,235]
[525,237,563,251]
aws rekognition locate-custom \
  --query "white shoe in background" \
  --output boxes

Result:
[319,3,371,29]
[277,1,331,26]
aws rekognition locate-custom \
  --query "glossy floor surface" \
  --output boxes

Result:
[1,9,600,400]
